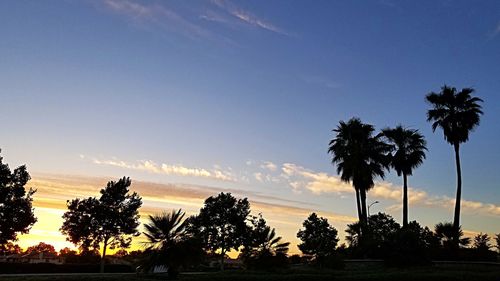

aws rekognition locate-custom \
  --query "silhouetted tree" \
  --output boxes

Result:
[59,247,78,263]
[190,192,250,270]
[382,126,427,227]
[142,209,204,278]
[328,118,390,225]
[472,233,491,251]
[25,242,57,255]
[426,86,483,231]
[386,221,438,266]
[60,177,142,273]
[297,213,339,264]
[495,233,500,253]
[112,249,128,257]
[0,150,37,247]
[434,222,470,249]
[0,242,22,255]
[346,212,400,258]
[78,248,101,264]
[241,214,289,269]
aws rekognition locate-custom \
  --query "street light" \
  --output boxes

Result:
[367,201,379,217]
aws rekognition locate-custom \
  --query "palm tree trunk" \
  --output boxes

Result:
[403,173,408,228]
[359,189,368,224]
[453,143,462,232]
[355,188,362,222]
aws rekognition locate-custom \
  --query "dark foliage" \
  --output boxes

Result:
[473,233,491,251]
[385,221,436,267]
[426,86,483,230]
[25,242,57,254]
[434,222,470,249]
[297,213,341,268]
[382,126,426,227]
[187,192,250,270]
[76,249,101,264]
[0,242,22,255]
[346,212,400,258]
[59,247,79,263]
[141,209,204,278]
[328,118,390,224]
[495,233,500,254]
[60,177,142,272]
[0,150,37,246]
[241,214,290,270]
[468,233,497,261]
[287,254,303,265]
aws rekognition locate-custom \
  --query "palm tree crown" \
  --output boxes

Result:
[383,125,427,227]
[143,209,186,251]
[253,226,289,256]
[383,126,427,177]
[426,86,483,146]
[141,209,202,276]
[328,117,390,222]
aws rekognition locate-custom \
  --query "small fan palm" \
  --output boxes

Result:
[382,126,427,227]
[434,222,470,249]
[255,227,290,256]
[426,86,483,230]
[143,209,185,251]
[245,214,289,257]
[142,209,198,277]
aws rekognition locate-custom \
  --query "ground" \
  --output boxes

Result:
[1,265,499,281]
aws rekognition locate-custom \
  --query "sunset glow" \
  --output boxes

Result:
[1,0,500,273]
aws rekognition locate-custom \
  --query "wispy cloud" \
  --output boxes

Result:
[282,163,353,194]
[261,161,278,171]
[209,0,292,36]
[84,155,235,181]
[99,0,212,40]
[279,162,500,218]
[199,9,231,24]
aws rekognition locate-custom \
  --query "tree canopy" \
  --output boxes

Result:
[60,177,142,272]
[297,213,339,260]
[243,214,289,258]
[189,192,250,270]
[25,242,57,255]
[0,150,37,246]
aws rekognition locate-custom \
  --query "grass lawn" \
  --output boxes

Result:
[1,265,499,281]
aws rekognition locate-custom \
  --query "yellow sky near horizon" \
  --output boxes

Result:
[17,174,358,256]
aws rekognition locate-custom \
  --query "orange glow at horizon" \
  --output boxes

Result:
[17,174,357,257]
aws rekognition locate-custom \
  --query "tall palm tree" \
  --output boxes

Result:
[426,86,483,231]
[328,118,390,224]
[382,125,427,227]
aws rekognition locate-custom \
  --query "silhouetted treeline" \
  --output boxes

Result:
[0,85,497,277]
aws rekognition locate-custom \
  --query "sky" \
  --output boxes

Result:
[1,0,500,255]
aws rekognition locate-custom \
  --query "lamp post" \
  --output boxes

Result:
[367,201,379,217]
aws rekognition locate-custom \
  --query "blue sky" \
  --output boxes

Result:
[1,0,500,249]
